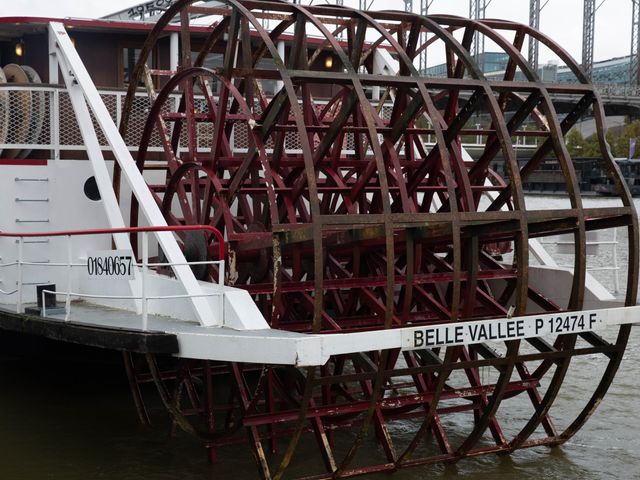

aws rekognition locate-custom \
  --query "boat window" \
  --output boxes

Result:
[192,52,223,93]
[122,47,154,86]
[190,53,278,96]
[256,56,277,96]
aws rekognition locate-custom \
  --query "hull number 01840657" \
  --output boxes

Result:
[87,250,135,280]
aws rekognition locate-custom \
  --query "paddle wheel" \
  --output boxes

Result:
[118,1,638,478]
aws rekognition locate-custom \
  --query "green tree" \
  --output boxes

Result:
[565,128,586,157]
[565,119,640,159]
[616,119,640,158]
[599,119,640,158]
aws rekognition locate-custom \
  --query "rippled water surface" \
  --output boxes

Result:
[1,329,637,479]
[0,196,639,479]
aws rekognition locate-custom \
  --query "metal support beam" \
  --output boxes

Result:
[335,0,344,40]
[582,0,596,80]
[48,29,59,84]
[632,0,640,86]
[48,22,217,327]
[469,0,487,72]
[406,0,434,73]
[420,0,433,72]
[169,32,179,72]
[528,0,541,73]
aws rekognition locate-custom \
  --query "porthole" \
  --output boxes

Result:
[83,176,101,201]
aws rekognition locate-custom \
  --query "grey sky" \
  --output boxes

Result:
[1,0,632,64]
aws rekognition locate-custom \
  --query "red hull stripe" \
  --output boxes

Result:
[0,159,48,166]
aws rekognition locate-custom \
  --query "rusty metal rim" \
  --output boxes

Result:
[117,3,639,478]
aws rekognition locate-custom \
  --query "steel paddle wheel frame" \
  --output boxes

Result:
[117,2,638,478]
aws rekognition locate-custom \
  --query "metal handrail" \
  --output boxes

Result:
[0,224,226,329]
[541,229,620,293]
[0,83,541,157]
[0,224,225,261]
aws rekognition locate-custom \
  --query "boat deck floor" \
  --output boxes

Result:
[0,302,309,364]
[0,303,179,354]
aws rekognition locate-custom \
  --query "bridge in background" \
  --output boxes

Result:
[563,84,640,117]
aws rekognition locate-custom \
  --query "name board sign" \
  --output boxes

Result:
[87,250,135,280]
[126,0,177,20]
[401,310,606,351]
[102,0,179,22]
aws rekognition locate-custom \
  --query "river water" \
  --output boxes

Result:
[0,195,639,480]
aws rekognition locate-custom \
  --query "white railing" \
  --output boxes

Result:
[542,229,620,293]
[0,84,540,162]
[595,83,640,98]
[0,84,186,159]
[0,225,225,331]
